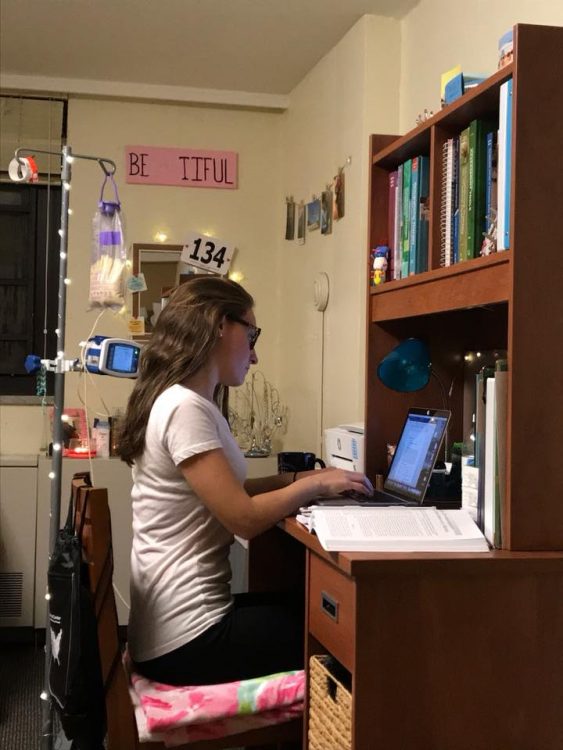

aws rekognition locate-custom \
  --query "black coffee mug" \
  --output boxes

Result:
[278,451,326,474]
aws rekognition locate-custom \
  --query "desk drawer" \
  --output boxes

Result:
[308,554,355,671]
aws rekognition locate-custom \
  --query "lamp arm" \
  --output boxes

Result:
[431,370,450,463]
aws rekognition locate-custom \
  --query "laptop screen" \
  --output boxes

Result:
[384,408,451,503]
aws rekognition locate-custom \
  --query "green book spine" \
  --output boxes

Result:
[467,121,477,257]
[409,157,420,275]
[473,120,495,258]
[401,159,411,277]
[458,128,470,262]
[468,120,494,258]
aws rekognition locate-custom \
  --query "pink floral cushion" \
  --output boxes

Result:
[125,655,304,747]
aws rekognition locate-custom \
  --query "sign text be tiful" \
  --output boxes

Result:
[125,145,238,189]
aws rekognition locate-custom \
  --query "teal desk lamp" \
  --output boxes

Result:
[377,338,450,462]
[377,338,431,392]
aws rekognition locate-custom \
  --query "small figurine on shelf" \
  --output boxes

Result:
[415,108,434,125]
[371,246,389,286]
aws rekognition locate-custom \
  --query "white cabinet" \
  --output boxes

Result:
[35,456,133,626]
[230,455,278,594]
[0,455,38,628]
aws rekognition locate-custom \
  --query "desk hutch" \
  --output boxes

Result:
[272,23,563,750]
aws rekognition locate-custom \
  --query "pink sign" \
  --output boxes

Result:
[125,146,238,189]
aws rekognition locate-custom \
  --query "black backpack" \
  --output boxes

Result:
[48,478,106,750]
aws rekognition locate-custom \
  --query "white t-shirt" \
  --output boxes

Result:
[128,384,246,662]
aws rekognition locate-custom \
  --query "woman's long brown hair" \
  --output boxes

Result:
[117,276,254,466]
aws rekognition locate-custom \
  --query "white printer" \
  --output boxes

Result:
[323,423,365,473]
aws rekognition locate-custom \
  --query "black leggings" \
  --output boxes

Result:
[134,591,304,686]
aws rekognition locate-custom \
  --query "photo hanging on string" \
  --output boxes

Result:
[285,198,295,240]
[307,198,321,232]
[333,169,345,220]
[297,203,306,245]
[321,190,333,235]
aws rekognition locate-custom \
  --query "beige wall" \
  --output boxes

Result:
[277,15,400,455]
[1,98,283,453]
[400,0,563,131]
[2,5,561,457]
[64,95,283,398]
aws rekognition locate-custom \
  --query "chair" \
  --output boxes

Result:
[70,474,302,750]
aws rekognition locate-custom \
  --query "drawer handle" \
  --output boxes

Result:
[321,591,338,622]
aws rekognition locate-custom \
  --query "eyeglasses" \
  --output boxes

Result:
[228,316,261,350]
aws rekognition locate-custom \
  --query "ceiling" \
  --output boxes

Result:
[1,0,419,96]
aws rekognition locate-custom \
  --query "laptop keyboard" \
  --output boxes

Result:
[340,489,412,506]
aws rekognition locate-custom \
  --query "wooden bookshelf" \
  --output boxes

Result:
[365,24,563,552]
[283,25,563,750]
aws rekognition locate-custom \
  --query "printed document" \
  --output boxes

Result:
[309,507,489,552]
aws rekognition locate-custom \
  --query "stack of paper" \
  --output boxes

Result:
[308,507,489,553]
[296,499,362,532]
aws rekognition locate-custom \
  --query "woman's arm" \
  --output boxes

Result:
[180,449,372,540]
[244,468,335,496]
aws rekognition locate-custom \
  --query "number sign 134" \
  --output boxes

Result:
[181,231,234,275]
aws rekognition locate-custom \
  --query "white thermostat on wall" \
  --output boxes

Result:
[313,272,330,311]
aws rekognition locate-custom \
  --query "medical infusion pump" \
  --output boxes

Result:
[84,336,141,378]
[324,423,365,473]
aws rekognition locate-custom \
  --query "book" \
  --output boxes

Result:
[494,365,508,548]
[416,155,430,272]
[483,377,497,546]
[439,140,448,267]
[440,64,462,107]
[401,159,411,277]
[395,163,404,279]
[444,72,486,106]
[443,138,455,267]
[484,130,498,241]
[388,171,398,279]
[408,157,420,275]
[474,365,495,531]
[452,136,460,263]
[467,119,495,258]
[497,78,513,251]
[444,72,464,105]
[310,507,489,553]
[458,127,470,261]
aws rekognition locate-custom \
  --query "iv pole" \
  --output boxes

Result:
[11,145,117,750]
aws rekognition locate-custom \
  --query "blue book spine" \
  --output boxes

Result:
[503,79,513,248]
[485,131,494,232]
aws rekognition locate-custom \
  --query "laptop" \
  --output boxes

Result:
[359,408,451,507]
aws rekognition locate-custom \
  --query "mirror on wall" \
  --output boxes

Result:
[131,243,185,338]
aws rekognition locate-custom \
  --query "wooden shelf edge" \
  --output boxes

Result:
[369,253,510,321]
[371,252,509,293]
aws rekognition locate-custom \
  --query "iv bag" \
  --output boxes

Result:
[89,175,127,310]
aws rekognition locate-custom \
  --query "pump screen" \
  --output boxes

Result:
[106,343,138,374]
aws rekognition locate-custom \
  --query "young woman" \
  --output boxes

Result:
[118,276,372,685]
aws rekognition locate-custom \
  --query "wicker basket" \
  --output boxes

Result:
[308,655,352,750]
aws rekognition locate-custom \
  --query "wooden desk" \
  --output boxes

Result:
[268,518,563,750]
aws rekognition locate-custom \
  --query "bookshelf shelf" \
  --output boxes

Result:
[366,23,563,552]
[370,252,510,321]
